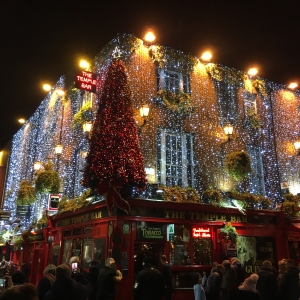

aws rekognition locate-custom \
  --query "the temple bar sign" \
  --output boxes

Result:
[75,71,97,93]
[56,210,103,227]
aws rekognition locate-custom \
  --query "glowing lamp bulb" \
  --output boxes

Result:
[139,105,150,117]
[57,90,65,96]
[34,161,41,171]
[79,60,89,69]
[43,84,51,91]
[144,32,155,42]
[288,82,298,90]
[248,68,258,76]
[83,122,92,132]
[18,118,26,124]
[201,51,212,62]
[55,144,63,155]
[224,123,234,136]
[294,141,300,150]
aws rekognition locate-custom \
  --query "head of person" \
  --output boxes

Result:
[0,283,38,300]
[90,260,99,268]
[203,271,206,277]
[105,258,116,270]
[55,264,71,280]
[216,264,225,275]
[212,261,218,269]
[43,264,56,276]
[238,274,259,293]
[278,260,286,272]
[292,241,299,249]
[12,271,26,285]
[143,255,153,268]
[222,260,231,270]
[286,259,295,268]
[262,260,273,270]
[160,255,167,265]
[69,256,80,266]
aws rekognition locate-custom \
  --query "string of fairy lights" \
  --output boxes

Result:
[3,33,300,229]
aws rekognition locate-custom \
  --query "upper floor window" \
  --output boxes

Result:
[81,92,93,109]
[157,69,190,94]
[157,129,195,187]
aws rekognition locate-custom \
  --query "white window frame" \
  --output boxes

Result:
[158,129,195,187]
[158,69,190,94]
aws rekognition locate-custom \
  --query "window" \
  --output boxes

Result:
[157,69,190,94]
[214,80,238,124]
[243,91,257,112]
[81,91,93,108]
[247,145,265,195]
[157,129,195,187]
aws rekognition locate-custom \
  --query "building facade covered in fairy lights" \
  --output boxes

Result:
[1,34,300,298]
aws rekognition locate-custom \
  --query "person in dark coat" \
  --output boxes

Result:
[96,257,122,300]
[220,260,238,300]
[44,264,92,300]
[160,255,172,300]
[134,255,165,300]
[86,261,100,300]
[256,260,278,300]
[231,258,245,286]
[204,264,224,300]
[37,264,56,300]
[236,273,261,300]
[279,259,300,300]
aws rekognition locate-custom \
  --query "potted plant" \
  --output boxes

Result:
[224,151,252,182]
[16,180,36,205]
[35,161,61,193]
[219,222,238,243]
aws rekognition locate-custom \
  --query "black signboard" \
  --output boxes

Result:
[16,205,30,218]
[136,222,164,240]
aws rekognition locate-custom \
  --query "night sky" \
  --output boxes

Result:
[1,0,300,149]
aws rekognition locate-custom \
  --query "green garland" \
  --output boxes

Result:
[72,101,93,129]
[17,180,36,205]
[219,222,238,243]
[282,201,297,219]
[224,151,252,182]
[202,189,223,206]
[35,161,61,194]
[12,235,24,250]
[252,78,268,98]
[57,190,92,214]
[245,108,261,130]
[157,89,193,115]
[160,186,201,203]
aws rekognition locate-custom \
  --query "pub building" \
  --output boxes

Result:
[20,198,285,300]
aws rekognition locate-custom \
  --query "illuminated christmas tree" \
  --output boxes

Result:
[81,59,147,214]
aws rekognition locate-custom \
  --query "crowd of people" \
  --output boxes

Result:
[0,255,299,300]
[194,257,300,300]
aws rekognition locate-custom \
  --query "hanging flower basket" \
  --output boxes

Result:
[219,222,238,243]
[245,108,261,131]
[224,151,252,182]
[202,189,223,206]
[35,161,61,194]
[12,235,24,250]
[72,101,93,129]
[17,180,36,205]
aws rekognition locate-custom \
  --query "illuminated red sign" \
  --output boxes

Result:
[192,227,211,238]
[75,71,97,93]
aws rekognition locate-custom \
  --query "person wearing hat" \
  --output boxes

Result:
[231,258,245,286]
[236,274,261,300]
[256,260,278,300]
[134,255,165,300]
[37,264,56,300]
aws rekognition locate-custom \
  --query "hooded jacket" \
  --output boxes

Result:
[256,267,278,300]
[204,268,222,297]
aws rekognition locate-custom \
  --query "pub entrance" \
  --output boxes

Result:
[133,242,163,278]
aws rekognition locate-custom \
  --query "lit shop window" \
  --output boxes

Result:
[157,129,195,187]
[169,224,191,266]
[192,227,213,265]
[157,68,190,94]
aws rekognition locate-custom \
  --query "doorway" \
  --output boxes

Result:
[133,242,163,278]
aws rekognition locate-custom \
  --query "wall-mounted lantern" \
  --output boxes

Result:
[223,123,234,141]
[83,121,92,133]
[55,144,63,155]
[34,161,42,171]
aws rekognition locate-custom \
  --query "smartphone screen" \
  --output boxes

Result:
[0,278,7,288]
[72,262,78,271]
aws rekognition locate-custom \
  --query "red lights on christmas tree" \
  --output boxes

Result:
[81,59,147,214]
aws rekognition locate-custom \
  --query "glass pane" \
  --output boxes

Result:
[171,166,176,176]
[82,237,93,268]
[52,244,60,266]
[172,136,177,149]
[172,151,177,164]
[94,238,106,269]
[72,239,82,258]
[166,149,171,164]
[193,238,212,265]
[166,165,171,176]
[62,239,72,264]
